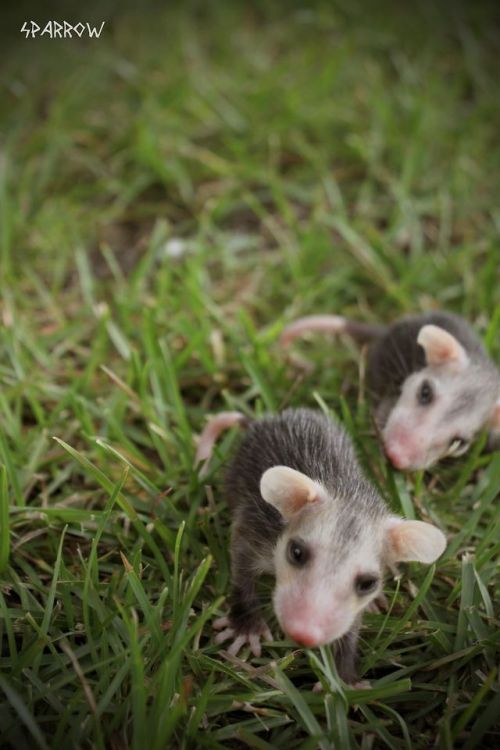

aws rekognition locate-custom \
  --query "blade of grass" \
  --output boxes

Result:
[273,664,330,750]
[0,464,10,572]
[0,675,49,750]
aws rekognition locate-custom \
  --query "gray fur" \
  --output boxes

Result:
[367,311,494,420]
[225,408,385,548]
[283,310,499,466]
[223,408,388,683]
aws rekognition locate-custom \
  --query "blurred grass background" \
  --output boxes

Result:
[0,1,499,748]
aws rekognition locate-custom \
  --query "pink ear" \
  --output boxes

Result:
[385,518,446,563]
[489,400,500,448]
[490,400,500,431]
[417,325,468,368]
[260,466,324,519]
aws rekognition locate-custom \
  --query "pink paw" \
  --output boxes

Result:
[313,679,371,693]
[213,616,272,658]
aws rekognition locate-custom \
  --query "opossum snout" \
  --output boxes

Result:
[284,622,326,648]
[281,611,351,647]
[276,591,353,647]
[383,427,426,470]
[385,443,417,470]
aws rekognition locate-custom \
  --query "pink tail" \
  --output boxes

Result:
[195,411,247,478]
[280,315,384,346]
[280,315,348,346]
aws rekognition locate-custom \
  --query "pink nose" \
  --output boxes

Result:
[385,441,418,470]
[285,624,324,647]
[386,445,408,469]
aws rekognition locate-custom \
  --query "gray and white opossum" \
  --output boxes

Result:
[281,312,500,471]
[196,408,446,684]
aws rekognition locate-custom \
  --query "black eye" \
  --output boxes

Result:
[287,539,309,567]
[354,574,379,596]
[417,380,434,406]
[448,436,468,455]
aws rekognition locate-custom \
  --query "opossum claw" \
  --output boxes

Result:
[214,627,235,645]
[248,633,262,657]
[263,625,273,642]
[213,616,272,658]
[227,634,248,656]
[349,680,371,690]
[213,616,231,630]
[312,679,371,693]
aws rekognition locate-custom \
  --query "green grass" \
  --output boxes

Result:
[0,1,499,747]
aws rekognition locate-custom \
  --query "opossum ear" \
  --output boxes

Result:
[417,325,468,368]
[260,466,323,519]
[385,518,446,564]
[488,399,500,449]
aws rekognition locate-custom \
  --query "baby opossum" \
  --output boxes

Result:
[281,312,500,471]
[196,408,446,684]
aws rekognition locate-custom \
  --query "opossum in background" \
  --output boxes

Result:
[281,312,500,471]
[196,408,446,685]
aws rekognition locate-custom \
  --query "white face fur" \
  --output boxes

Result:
[272,514,383,646]
[260,466,446,648]
[382,325,500,471]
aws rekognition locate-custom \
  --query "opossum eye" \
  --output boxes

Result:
[417,380,434,406]
[286,539,309,567]
[448,436,468,456]
[354,574,379,596]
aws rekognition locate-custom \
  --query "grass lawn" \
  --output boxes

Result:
[0,1,499,747]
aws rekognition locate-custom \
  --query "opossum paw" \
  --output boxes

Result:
[213,617,272,658]
[312,679,371,693]
[349,680,371,690]
[367,592,388,613]
[213,615,231,631]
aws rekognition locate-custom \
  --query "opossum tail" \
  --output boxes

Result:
[280,315,386,347]
[195,411,248,478]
